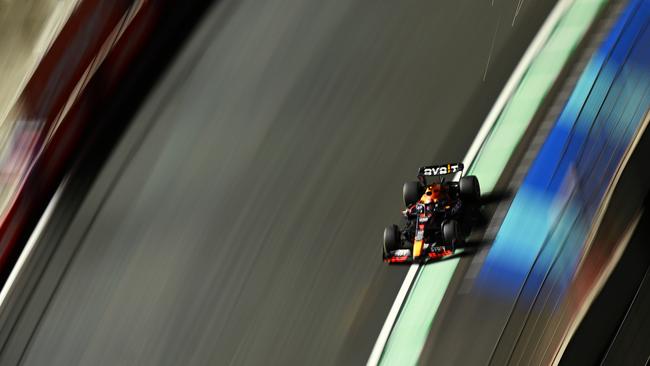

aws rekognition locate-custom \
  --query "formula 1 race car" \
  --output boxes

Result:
[383,163,481,264]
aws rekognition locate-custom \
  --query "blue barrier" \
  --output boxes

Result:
[476,0,650,302]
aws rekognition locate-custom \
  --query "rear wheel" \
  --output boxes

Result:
[403,181,424,207]
[383,224,401,257]
[459,175,480,203]
[442,220,463,251]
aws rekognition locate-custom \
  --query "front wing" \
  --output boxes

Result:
[383,247,453,264]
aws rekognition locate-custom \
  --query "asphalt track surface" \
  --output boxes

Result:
[10,0,556,365]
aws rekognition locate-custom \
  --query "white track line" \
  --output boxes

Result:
[367,0,574,364]
[463,0,573,167]
[0,183,64,312]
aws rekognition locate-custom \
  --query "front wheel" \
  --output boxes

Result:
[383,224,401,257]
[442,220,463,251]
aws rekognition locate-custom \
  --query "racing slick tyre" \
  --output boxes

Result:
[442,220,463,251]
[383,224,401,257]
[459,175,480,203]
[403,181,424,207]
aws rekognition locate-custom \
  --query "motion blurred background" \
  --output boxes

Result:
[0,0,647,365]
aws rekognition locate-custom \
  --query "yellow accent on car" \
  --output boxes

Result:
[413,239,423,258]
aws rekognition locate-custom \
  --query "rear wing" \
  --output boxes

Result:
[417,163,463,178]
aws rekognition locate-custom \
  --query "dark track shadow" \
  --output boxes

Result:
[480,189,513,206]
[471,189,513,229]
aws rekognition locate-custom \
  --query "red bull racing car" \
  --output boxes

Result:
[383,163,481,264]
